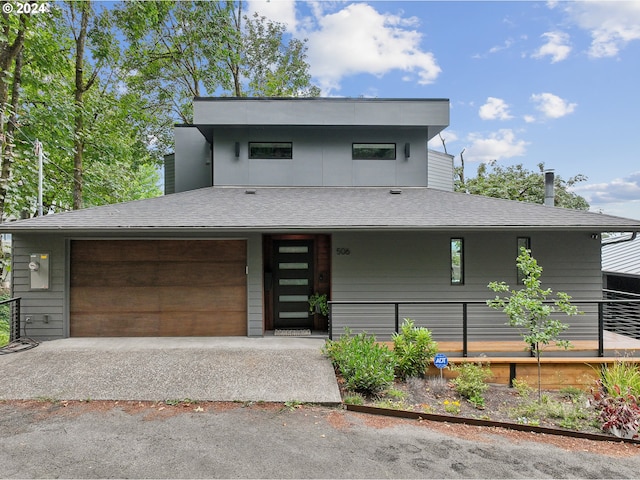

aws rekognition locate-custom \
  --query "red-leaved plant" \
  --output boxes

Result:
[592,382,640,439]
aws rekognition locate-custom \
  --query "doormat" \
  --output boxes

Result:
[274,329,312,337]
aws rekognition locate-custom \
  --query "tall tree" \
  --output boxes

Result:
[456,160,590,210]
[0,9,29,221]
[116,0,320,149]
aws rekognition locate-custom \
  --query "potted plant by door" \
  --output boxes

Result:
[308,293,329,317]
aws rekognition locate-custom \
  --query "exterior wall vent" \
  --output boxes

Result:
[245,189,257,194]
[390,188,402,195]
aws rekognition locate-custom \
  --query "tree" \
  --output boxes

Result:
[487,248,580,401]
[115,0,320,149]
[456,160,590,210]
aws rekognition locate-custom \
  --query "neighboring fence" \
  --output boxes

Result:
[0,296,21,342]
[328,297,640,357]
[603,289,640,340]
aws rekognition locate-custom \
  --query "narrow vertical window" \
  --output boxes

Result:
[451,238,464,285]
[517,237,531,284]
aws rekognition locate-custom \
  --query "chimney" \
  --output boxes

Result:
[544,170,555,207]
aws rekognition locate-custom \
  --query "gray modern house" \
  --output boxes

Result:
[2,98,639,345]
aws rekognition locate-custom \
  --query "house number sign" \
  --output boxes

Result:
[336,248,351,255]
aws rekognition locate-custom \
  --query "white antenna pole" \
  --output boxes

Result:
[35,140,43,216]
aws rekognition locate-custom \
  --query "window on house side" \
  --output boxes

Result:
[352,143,396,160]
[249,142,292,159]
[517,237,531,284]
[451,238,464,285]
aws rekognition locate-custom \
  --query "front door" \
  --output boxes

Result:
[273,240,314,329]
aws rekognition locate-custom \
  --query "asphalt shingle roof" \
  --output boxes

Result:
[1,187,639,233]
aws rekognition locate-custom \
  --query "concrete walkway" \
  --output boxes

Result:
[0,337,342,404]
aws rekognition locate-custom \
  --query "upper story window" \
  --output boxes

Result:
[352,143,396,160]
[249,142,292,159]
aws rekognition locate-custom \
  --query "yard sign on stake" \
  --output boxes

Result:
[434,353,448,380]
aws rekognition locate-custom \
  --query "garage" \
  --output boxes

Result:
[70,240,247,337]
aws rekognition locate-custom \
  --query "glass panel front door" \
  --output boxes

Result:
[273,240,314,329]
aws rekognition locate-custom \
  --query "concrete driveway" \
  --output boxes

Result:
[0,337,342,404]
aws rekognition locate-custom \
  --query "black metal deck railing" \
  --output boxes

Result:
[328,296,640,357]
[0,296,21,342]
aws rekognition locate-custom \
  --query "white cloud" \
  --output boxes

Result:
[302,3,441,93]
[561,1,640,58]
[247,0,298,30]
[428,130,459,151]
[532,31,572,63]
[572,172,640,204]
[464,129,529,163]
[530,92,577,119]
[478,97,513,121]
[572,172,640,220]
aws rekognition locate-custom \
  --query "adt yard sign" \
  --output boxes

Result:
[434,353,448,369]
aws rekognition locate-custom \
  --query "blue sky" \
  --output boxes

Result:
[248,0,640,220]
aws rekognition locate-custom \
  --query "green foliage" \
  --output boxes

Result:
[488,248,578,401]
[322,328,395,396]
[510,389,594,431]
[0,289,11,346]
[308,293,329,316]
[599,361,640,397]
[392,318,438,380]
[450,362,492,408]
[512,378,533,397]
[456,160,589,210]
[342,392,365,406]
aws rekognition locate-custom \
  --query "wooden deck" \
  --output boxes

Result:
[388,331,640,390]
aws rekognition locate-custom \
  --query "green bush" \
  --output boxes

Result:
[323,329,395,395]
[450,362,492,408]
[0,290,10,347]
[600,361,640,397]
[392,318,438,380]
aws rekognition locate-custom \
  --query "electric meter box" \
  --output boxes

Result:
[29,253,50,290]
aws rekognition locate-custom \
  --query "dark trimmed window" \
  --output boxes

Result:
[249,142,292,159]
[517,237,531,284]
[352,143,396,160]
[451,238,464,285]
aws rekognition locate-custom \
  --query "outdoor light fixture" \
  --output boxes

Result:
[404,143,411,159]
[234,142,240,158]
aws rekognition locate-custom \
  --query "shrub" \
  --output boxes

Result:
[392,318,438,380]
[322,329,395,395]
[0,290,10,347]
[592,383,640,439]
[450,362,492,408]
[600,361,640,398]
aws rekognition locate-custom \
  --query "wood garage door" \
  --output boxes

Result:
[70,240,247,337]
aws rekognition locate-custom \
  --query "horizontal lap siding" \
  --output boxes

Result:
[11,234,66,339]
[70,240,247,337]
[331,231,601,342]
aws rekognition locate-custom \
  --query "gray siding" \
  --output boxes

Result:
[174,126,212,192]
[212,126,429,187]
[164,153,175,195]
[194,98,449,135]
[11,234,66,339]
[427,149,454,191]
[330,231,601,344]
[246,234,264,336]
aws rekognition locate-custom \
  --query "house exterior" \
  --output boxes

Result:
[603,234,640,295]
[1,98,639,344]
